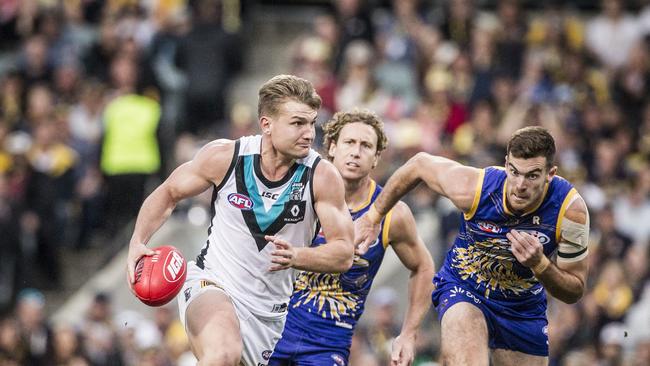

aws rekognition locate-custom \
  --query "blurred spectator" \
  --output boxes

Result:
[493,0,527,79]
[100,55,161,235]
[149,12,189,157]
[439,0,475,48]
[0,71,24,129]
[15,289,53,365]
[164,318,193,366]
[348,325,379,366]
[598,322,626,366]
[612,40,650,129]
[623,245,650,299]
[372,0,425,115]
[0,171,22,312]
[290,34,338,118]
[113,5,156,51]
[548,301,582,362]
[52,61,81,108]
[22,83,55,132]
[17,34,52,90]
[175,0,242,136]
[0,316,27,364]
[68,80,105,248]
[592,205,633,268]
[37,9,80,68]
[336,40,394,117]
[468,27,496,106]
[629,340,650,366]
[24,118,77,286]
[365,287,401,365]
[612,170,650,244]
[51,324,89,365]
[421,63,466,137]
[593,261,633,323]
[625,281,650,364]
[82,19,120,83]
[79,292,123,366]
[332,0,375,72]
[452,100,502,167]
[585,0,642,71]
[114,310,163,366]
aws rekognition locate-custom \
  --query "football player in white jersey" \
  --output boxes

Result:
[126,75,354,366]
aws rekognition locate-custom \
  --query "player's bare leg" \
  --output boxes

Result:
[186,290,242,366]
[492,349,548,366]
[440,302,489,365]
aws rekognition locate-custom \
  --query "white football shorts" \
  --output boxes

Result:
[178,261,285,366]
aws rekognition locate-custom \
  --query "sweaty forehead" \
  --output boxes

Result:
[507,155,547,173]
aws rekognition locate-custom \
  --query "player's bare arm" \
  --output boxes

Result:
[269,159,354,273]
[356,152,481,252]
[508,194,589,304]
[127,140,236,283]
[388,201,435,366]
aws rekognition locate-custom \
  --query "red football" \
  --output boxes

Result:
[131,245,187,307]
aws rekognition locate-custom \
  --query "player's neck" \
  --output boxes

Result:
[259,137,295,180]
[345,176,373,210]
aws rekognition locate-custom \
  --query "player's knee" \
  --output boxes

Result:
[199,345,242,366]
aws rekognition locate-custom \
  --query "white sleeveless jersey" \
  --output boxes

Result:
[195,135,321,319]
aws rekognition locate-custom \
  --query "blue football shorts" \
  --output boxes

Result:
[269,325,349,366]
[432,273,549,356]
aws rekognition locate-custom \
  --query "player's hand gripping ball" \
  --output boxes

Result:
[131,245,187,306]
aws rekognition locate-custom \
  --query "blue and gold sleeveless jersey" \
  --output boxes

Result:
[438,166,577,303]
[284,180,393,348]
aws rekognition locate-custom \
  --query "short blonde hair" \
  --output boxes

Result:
[258,74,321,118]
[322,109,388,161]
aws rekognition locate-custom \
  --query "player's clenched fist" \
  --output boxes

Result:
[507,229,544,269]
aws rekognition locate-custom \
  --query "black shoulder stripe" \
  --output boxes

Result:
[197,140,241,268]
[309,156,321,211]
[215,139,241,192]
[196,184,219,269]
[557,247,587,259]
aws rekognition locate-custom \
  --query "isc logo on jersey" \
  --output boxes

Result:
[163,250,185,282]
[228,193,254,210]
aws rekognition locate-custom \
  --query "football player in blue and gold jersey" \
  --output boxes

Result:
[355,126,590,365]
[271,110,435,366]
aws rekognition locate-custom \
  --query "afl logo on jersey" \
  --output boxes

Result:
[228,193,254,210]
[477,221,501,234]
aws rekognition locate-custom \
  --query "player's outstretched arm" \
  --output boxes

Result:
[508,193,589,304]
[356,152,480,253]
[388,201,436,366]
[292,159,354,273]
[127,140,235,283]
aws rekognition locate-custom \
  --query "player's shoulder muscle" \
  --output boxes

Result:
[190,139,237,183]
[312,159,344,203]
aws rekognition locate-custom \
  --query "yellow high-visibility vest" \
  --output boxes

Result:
[101,94,161,175]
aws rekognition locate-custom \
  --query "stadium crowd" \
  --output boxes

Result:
[1,0,650,365]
